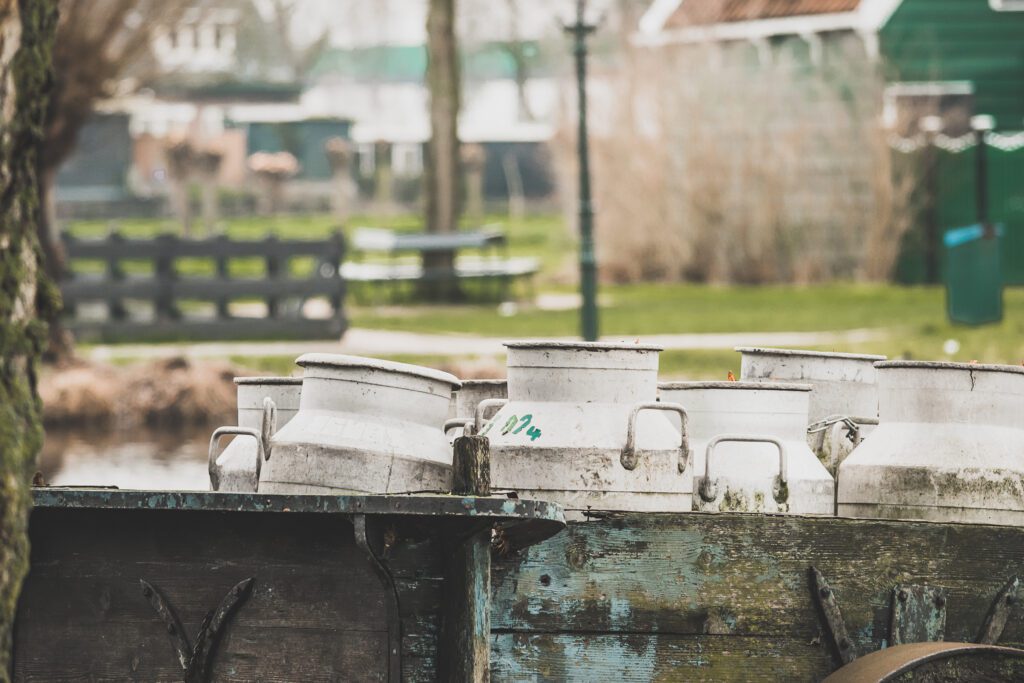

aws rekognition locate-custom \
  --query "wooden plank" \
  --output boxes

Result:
[491,633,831,682]
[68,317,347,343]
[440,437,493,682]
[491,513,1024,672]
[452,435,491,497]
[352,228,504,254]
[63,276,344,303]
[13,508,413,681]
[64,234,346,260]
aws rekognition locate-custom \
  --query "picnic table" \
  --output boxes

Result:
[343,225,538,301]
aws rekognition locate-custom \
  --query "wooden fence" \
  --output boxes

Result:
[61,231,347,342]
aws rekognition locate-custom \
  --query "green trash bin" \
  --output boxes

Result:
[944,223,1004,326]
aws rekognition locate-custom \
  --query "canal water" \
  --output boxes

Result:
[39,427,210,490]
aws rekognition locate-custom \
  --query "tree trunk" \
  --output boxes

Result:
[0,0,59,678]
[423,0,461,300]
[36,167,73,362]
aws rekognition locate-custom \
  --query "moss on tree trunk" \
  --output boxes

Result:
[0,0,58,678]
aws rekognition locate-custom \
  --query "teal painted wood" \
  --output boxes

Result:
[491,513,1024,682]
[881,0,1024,129]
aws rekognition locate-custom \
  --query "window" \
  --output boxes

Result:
[391,143,423,177]
[990,0,1024,10]
[883,82,975,135]
[358,143,375,176]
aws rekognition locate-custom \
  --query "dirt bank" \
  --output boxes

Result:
[39,355,503,429]
[39,356,250,429]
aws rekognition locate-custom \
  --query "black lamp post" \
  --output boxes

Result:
[971,114,995,233]
[564,0,599,342]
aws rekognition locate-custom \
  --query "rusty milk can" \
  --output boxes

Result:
[481,341,690,518]
[737,347,887,475]
[261,354,460,494]
[659,381,834,514]
[837,361,1024,525]
[209,377,302,492]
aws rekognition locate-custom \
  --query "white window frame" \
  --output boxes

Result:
[882,81,975,129]
[391,143,423,177]
[358,143,375,176]
[990,0,1024,10]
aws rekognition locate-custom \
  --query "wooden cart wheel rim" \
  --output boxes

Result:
[823,642,1024,683]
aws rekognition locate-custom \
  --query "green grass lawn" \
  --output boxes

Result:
[68,212,1024,377]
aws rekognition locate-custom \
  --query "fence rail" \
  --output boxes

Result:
[61,231,347,342]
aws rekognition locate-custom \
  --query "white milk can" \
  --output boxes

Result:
[658,381,834,515]
[209,377,302,492]
[445,379,508,441]
[737,347,886,475]
[262,354,460,494]
[482,342,690,519]
[837,361,1024,525]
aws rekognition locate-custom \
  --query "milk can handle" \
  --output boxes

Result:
[475,398,509,433]
[260,397,277,461]
[444,417,473,435]
[208,427,263,492]
[620,402,690,473]
[698,434,787,503]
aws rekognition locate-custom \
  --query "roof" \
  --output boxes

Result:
[636,0,903,45]
[665,0,861,28]
[308,42,548,83]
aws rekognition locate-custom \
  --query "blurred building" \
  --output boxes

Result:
[640,0,1024,132]
[616,0,1024,284]
[56,0,580,219]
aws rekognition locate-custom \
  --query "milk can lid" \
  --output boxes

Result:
[297,353,461,387]
[876,360,1024,375]
[504,340,664,352]
[457,378,508,387]
[659,380,812,391]
[234,376,303,385]
[734,347,887,361]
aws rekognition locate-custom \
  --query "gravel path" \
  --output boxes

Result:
[85,327,887,362]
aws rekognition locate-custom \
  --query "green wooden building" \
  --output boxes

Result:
[882,0,1024,131]
[641,0,1024,284]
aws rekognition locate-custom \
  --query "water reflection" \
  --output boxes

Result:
[40,427,211,490]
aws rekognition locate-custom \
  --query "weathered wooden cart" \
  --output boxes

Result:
[13,486,1024,681]
[13,488,562,682]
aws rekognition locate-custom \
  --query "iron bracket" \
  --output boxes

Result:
[140,576,254,683]
[890,584,947,646]
[978,575,1019,644]
[353,514,402,683]
[809,566,857,666]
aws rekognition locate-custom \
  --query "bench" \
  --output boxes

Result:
[347,226,537,301]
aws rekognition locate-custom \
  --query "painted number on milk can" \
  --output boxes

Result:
[482,414,542,441]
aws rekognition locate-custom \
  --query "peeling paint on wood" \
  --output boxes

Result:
[492,512,1024,681]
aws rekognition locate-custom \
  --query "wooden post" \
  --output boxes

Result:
[106,228,126,320]
[441,435,492,682]
[264,235,280,319]
[154,234,179,321]
[452,435,491,497]
[215,234,230,319]
[327,231,345,323]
